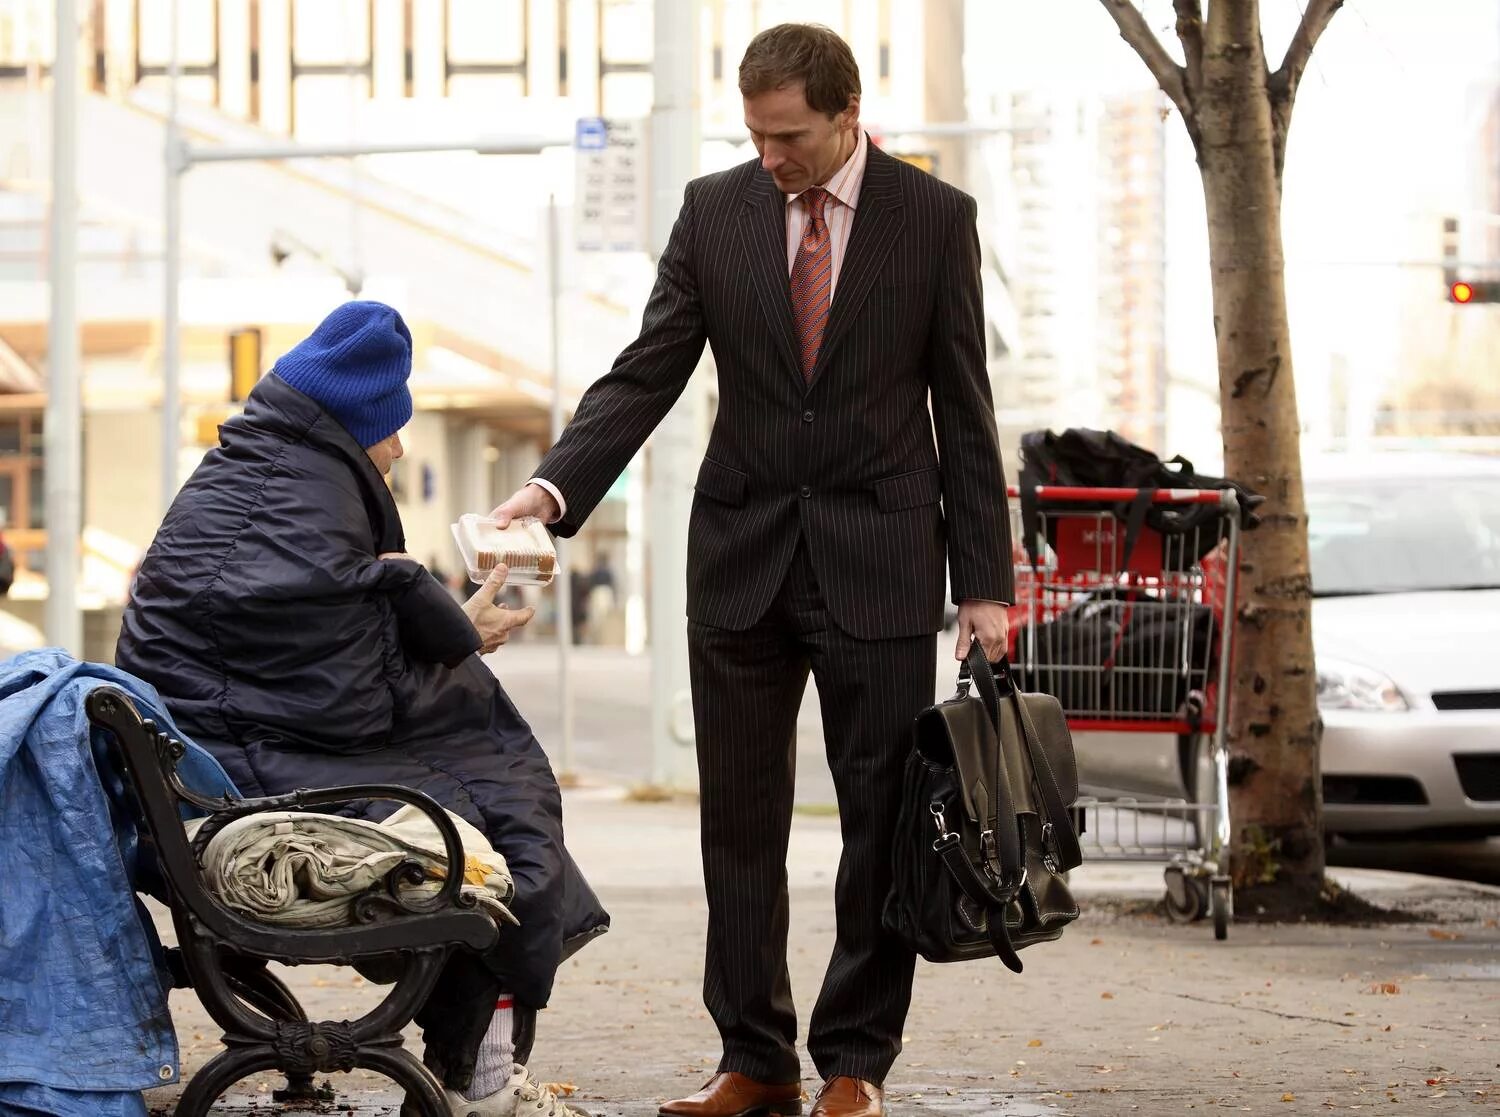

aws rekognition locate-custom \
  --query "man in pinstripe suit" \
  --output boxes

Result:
[492,24,1014,1117]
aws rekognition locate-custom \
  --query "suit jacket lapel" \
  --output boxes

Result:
[737,172,802,385]
[810,145,906,385]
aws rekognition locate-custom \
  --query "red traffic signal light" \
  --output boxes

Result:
[1448,279,1496,304]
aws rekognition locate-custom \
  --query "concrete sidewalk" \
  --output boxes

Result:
[145,790,1499,1116]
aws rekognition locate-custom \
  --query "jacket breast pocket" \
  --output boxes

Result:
[695,457,748,506]
[873,467,942,512]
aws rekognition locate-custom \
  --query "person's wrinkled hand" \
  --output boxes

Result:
[489,483,560,528]
[464,565,535,653]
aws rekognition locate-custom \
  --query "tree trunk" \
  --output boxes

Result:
[1195,0,1324,899]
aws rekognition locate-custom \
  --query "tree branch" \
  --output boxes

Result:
[1098,0,1192,122]
[1274,0,1343,106]
[1171,0,1205,97]
[1269,0,1344,181]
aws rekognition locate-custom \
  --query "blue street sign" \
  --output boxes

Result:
[575,117,608,151]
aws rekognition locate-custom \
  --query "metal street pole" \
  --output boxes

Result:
[647,0,701,791]
[44,0,80,655]
[548,194,575,781]
[161,0,182,514]
[183,136,564,163]
[172,123,1011,168]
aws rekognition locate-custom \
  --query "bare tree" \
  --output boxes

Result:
[1099,0,1344,908]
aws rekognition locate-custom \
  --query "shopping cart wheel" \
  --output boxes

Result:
[1163,865,1205,923]
[1210,876,1232,941]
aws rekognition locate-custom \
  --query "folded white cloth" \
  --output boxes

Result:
[187,805,518,929]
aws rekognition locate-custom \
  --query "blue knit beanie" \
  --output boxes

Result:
[273,301,414,447]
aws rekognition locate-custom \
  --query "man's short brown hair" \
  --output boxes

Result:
[738,23,861,117]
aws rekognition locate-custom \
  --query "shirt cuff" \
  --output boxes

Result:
[526,477,566,521]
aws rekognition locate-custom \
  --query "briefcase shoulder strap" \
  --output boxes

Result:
[959,641,1023,891]
[1007,682,1084,872]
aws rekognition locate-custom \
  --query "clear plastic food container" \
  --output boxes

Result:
[451,514,557,587]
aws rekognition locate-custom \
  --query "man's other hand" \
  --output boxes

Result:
[955,600,1010,663]
[490,483,560,528]
[464,566,536,654]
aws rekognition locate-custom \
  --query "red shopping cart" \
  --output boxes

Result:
[1007,485,1245,939]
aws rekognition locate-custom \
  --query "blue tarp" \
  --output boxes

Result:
[0,650,237,1117]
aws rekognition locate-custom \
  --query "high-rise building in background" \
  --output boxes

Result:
[1479,7,1500,266]
[1097,89,1167,449]
[988,92,1101,441]
[1470,82,1500,269]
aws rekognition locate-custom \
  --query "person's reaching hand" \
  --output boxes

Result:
[464,566,536,653]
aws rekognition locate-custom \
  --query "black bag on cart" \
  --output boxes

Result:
[1017,428,1262,570]
[883,640,1083,973]
[1011,588,1219,719]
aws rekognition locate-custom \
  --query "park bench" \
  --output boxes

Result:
[85,684,501,1117]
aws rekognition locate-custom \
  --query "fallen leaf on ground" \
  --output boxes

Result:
[1090,938,1104,945]
[1366,982,1400,995]
[1101,992,1115,1000]
[1027,1039,1043,1047]
[1281,1093,1295,1103]
[1427,929,1464,941]
[543,1083,577,1096]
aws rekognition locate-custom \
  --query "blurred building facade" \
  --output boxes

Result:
[0,0,1025,648]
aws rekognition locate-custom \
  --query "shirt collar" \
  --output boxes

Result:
[785,131,868,211]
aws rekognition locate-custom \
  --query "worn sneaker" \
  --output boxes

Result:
[445,1064,594,1117]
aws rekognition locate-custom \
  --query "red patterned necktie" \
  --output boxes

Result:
[789,186,832,381]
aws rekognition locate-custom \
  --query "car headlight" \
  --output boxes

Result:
[1316,658,1410,712]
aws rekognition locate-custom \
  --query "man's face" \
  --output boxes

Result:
[366,431,404,476]
[744,83,860,195]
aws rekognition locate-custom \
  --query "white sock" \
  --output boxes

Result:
[463,995,516,1100]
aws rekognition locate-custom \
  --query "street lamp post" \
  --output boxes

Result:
[44,0,81,655]
[646,0,702,792]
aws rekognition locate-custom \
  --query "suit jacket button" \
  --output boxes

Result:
[802,409,815,423]
[799,485,812,499]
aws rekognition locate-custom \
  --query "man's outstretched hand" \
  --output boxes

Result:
[464,566,535,654]
[490,483,560,528]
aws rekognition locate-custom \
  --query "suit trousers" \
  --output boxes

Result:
[687,541,938,1084]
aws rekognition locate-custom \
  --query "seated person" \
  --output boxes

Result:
[116,301,606,1117]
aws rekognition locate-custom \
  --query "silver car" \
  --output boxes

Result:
[1075,454,1500,839]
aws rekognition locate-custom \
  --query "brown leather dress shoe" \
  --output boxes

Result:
[658,1071,803,1117]
[807,1077,884,1117]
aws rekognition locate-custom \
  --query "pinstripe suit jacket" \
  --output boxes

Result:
[538,142,1014,640]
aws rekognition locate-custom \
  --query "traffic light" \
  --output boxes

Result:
[1448,279,1498,304]
[1441,216,1498,303]
[228,327,263,401]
